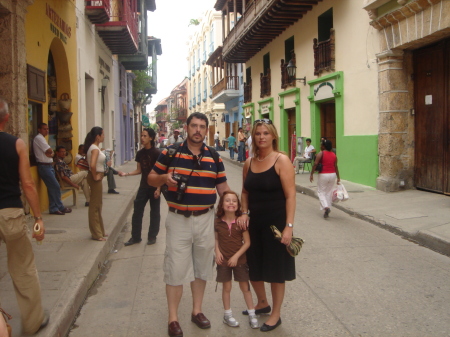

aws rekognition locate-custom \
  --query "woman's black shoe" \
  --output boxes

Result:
[260,318,281,332]
[242,305,271,315]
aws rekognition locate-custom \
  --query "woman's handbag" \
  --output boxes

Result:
[270,225,304,257]
[0,307,12,337]
[234,147,238,153]
[315,153,323,172]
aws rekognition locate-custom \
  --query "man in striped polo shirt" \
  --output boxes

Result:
[148,112,230,337]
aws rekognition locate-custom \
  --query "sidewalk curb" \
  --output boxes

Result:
[221,156,450,257]
[36,173,139,337]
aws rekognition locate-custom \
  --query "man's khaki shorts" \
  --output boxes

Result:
[163,208,215,286]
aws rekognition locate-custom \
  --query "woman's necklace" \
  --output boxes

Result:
[257,151,273,162]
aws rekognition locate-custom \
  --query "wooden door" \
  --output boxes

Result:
[233,121,238,137]
[414,40,450,193]
[226,122,230,137]
[287,108,296,161]
[208,125,215,147]
[320,102,336,149]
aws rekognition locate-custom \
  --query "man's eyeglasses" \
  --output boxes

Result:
[254,118,273,125]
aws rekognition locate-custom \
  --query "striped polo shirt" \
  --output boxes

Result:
[153,142,227,211]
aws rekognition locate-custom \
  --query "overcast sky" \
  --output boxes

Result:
[146,0,216,113]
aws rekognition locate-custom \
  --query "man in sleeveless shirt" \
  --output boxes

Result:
[33,123,71,215]
[0,98,49,334]
[148,112,230,337]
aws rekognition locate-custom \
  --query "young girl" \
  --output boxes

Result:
[215,191,259,329]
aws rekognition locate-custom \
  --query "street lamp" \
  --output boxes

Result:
[286,60,306,85]
[137,90,144,100]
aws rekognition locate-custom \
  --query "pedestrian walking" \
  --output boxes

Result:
[238,118,296,332]
[237,127,246,162]
[103,149,119,194]
[148,112,230,337]
[214,191,259,329]
[310,139,340,218]
[121,128,161,246]
[33,123,71,215]
[0,98,49,335]
[168,129,183,146]
[84,127,107,241]
[214,130,220,150]
[227,132,236,160]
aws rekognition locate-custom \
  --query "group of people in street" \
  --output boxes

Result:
[145,112,297,336]
[0,85,340,336]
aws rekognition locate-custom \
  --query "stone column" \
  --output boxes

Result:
[376,49,414,192]
[0,0,34,139]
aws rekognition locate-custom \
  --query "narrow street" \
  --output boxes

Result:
[68,162,450,337]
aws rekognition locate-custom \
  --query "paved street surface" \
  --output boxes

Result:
[1,154,450,337]
[68,158,450,337]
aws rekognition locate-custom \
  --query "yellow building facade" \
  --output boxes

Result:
[25,0,79,210]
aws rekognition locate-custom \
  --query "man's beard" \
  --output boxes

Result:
[188,133,204,144]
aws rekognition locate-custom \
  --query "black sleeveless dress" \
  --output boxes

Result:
[244,158,296,283]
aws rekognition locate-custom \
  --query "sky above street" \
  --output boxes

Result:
[147,0,216,113]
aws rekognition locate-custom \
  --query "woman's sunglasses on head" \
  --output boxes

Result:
[254,119,272,125]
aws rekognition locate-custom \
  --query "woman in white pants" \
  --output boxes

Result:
[310,139,340,218]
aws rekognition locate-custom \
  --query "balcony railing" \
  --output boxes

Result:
[244,80,252,103]
[314,29,335,76]
[95,0,139,54]
[281,52,296,89]
[197,94,201,104]
[212,75,240,97]
[156,112,167,123]
[85,0,111,24]
[260,69,271,98]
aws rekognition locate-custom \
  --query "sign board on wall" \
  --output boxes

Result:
[313,80,335,101]
[261,103,270,114]
[244,106,252,119]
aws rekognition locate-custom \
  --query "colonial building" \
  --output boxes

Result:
[187,9,226,147]
[166,78,188,139]
[364,0,450,194]
[215,0,380,187]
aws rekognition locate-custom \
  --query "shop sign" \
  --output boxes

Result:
[99,57,111,74]
[244,106,252,118]
[313,80,335,101]
[261,103,270,115]
[46,3,72,44]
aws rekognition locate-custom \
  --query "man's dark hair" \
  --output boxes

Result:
[306,138,311,142]
[231,132,234,136]
[56,145,66,152]
[143,127,156,147]
[78,144,84,150]
[37,123,48,129]
[187,112,209,127]
[238,127,243,131]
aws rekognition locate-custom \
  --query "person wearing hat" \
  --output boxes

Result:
[168,129,183,146]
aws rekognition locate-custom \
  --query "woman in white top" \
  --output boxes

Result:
[84,127,107,241]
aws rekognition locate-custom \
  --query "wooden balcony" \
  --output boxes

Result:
[218,0,321,63]
[172,108,187,121]
[260,69,271,98]
[85,0,111,24]
[95,0,139,55]
[211,75,240,103]
[156,113,167,123]
[281,51,296,89]
[314,29,335,76]
[244,80,252,103]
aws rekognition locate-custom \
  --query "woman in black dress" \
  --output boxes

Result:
[238,119,296,332]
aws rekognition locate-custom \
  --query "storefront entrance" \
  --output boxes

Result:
[320,101,336,149]
[414,39,450,194]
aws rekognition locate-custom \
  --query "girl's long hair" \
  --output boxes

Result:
[83,126,103,154]
[216,191,242,219]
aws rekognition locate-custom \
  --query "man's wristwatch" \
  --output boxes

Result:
[34,216,43,221]
[287,223,293,228]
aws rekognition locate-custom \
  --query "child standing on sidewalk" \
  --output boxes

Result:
[215,191,259,329]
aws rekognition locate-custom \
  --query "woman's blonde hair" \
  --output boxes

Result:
[251,120,280,158]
